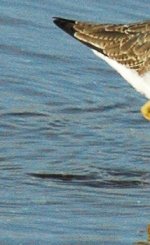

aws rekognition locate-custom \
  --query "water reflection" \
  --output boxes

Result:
[29,167,150,188]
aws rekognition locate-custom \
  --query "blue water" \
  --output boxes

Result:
[0,0,150,244]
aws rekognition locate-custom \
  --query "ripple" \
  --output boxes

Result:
[0,14,46,29]
[60,102,127,114]
[0,111,48,118]
[28,168,150,189]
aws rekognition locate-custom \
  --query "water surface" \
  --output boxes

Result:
[0,0,150,244]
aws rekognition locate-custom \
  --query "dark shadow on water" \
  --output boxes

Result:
[28,169,149,188]
[28,173,91,181]
[1,111,48,118]
[60,102,127,114]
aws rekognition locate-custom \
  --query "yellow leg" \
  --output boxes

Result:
[141,101,150,121]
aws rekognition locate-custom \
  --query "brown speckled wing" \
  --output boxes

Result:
[53,18,150,74]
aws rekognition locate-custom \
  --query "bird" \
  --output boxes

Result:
[53,17,150,120]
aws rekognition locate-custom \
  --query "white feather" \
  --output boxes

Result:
[92,49,150,99]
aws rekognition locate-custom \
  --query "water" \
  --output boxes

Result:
[0,0,150,244]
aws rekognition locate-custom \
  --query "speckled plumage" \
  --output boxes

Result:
[53,17,150,75]
[53,17,150,119]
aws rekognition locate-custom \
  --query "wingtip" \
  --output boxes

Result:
[52,16,61,23]
[53,17,76,36]
[52,16,60,25]
[53,16,75,22]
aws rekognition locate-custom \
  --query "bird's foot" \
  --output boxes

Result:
[141,101,150,121]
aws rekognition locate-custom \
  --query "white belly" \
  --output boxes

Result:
[92,50,150,99]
